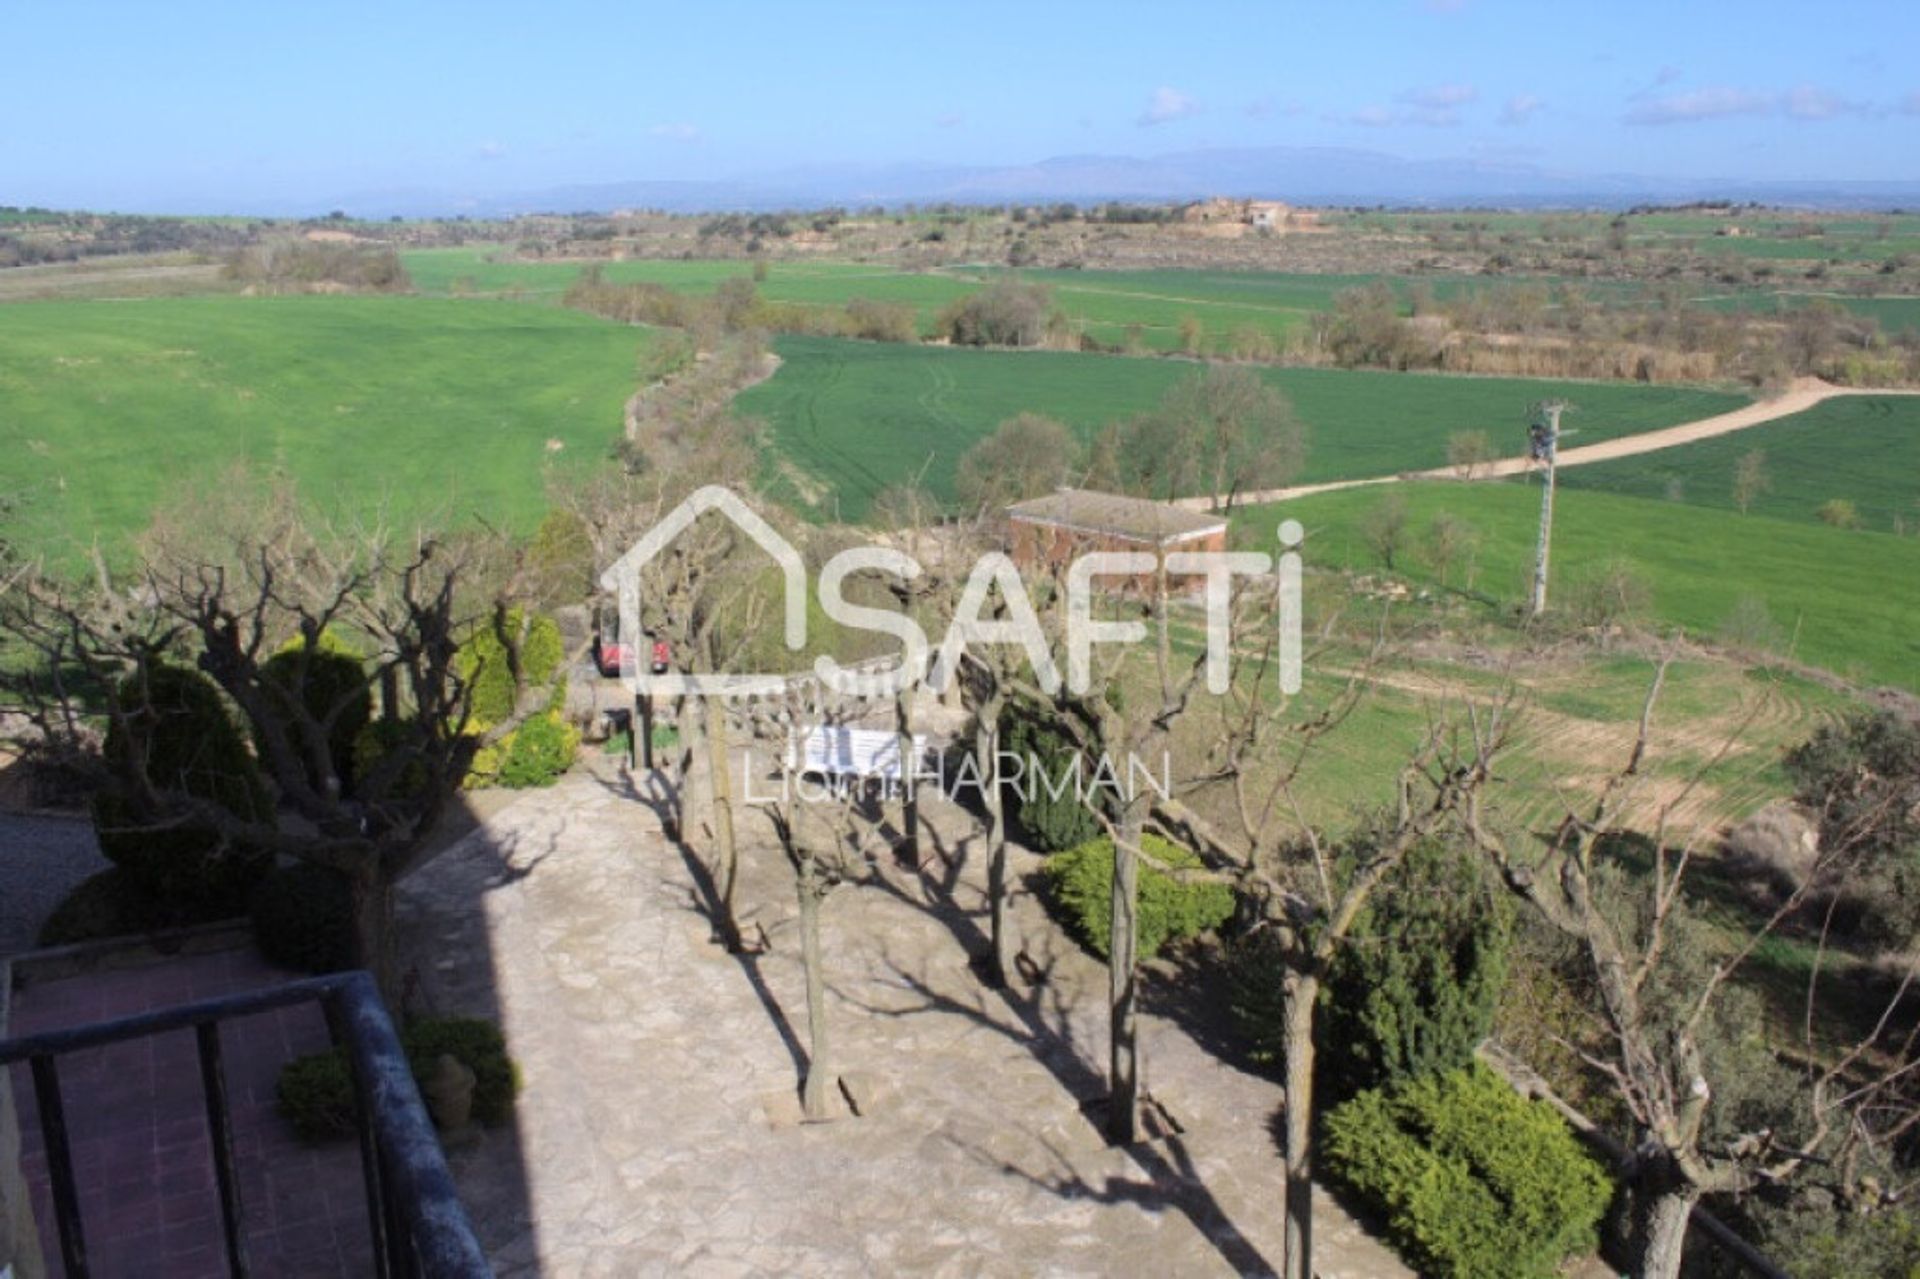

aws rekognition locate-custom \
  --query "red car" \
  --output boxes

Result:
[594,634,670,678]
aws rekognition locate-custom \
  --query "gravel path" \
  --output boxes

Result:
[1179,377,1920,510]
[0,814,108,958]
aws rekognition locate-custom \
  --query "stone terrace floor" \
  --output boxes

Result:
[400,752,1416,1278]
[7,947,374,1277]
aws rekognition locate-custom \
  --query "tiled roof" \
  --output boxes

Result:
[1005,488,1226,545]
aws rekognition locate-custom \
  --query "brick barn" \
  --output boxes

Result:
[1004,488,1228,592]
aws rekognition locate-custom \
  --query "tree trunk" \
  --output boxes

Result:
[983,718,1012,989]
[347,859,398,1008]
[704,697,741,950]
[1635,1178,1699,1279]
[1106,812,1143,1145]
[674,696,706,844]
[797,856,833,1121]
[1280,968,1320,1279]
[895,685,919,863]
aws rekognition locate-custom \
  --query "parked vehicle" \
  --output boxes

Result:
[592,604,670,677]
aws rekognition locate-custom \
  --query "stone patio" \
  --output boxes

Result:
[398,751,1416,1278]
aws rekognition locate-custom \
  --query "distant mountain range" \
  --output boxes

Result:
[342,145,1920,218]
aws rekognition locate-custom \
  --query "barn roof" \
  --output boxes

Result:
[1005,488,1226,546]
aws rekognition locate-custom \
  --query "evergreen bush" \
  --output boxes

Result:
[256,631,372,795]
[249,861,356,973]
[277,1015,520,1143]
[1322,1065,1612,1279]
[1044,833,1234,961]
[495,711,578,788]
[1000,703,1100,852]
[457,608,563,729]
[93,663,272,911]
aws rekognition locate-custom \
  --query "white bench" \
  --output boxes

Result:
[789,726,928,783]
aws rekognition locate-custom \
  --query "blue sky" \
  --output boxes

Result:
[7,0,1919,213]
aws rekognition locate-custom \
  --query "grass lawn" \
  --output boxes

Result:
[1231,481,1920,690]
[0,295,649,569]
[737,335,1748,522]
[1562,393,1920,531]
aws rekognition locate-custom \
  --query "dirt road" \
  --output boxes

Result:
[1179,377,1920,511]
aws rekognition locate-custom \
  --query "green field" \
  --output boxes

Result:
[1232,481,1920,689]
[737,335,1748,521]
[0,295,648,568]
[1562,394,1920,530]
[404,249,1380,351]
[404,246,1920,361]
[1694,291,1920,335]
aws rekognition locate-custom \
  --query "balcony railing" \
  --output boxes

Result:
[0,969,490,1279]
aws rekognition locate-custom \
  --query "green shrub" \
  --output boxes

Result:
[255,631,372,795]
[1001,704,1100,852]
[1229,840,1509,1094]
[402,1017,519,1124]
[457,608,564,729]
[248,861,355,973]
[93,663,273,911]
[462,739,505,790]
[351,717,429,803]
[1322,1065,1613,1279]
[276,1050,358,1142]
[495,711,578,788]
[37,866,238,947]
[1319,841,1511,1098]
[276,1015,520,1143]
[1044,833,1234,961]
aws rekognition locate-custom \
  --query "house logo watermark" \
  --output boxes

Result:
[598,485,1302,700]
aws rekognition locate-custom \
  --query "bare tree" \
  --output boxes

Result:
[1732,448,1770,515]
[1157,653,1511,1279]
[954,413,1083,515]
[1110,366,1306,510]
[560,394,774,951]
[0,488,562,1002]
[1023,555,1268,1144]
[753,685,885,1120]
[1462,660,1920,1277]
[1361,490,1411,570]
[1447,428,1495,480]
[1423,511,1478,589]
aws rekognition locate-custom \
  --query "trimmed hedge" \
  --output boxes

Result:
[38,866,238,948]
[1044,833,1234,961]
[463,710,578,790]
[496,711,579,788]
[277,1015,519,1143]
[1322,1065,1613,1279]
[256,631,372,795]
[457,608,563,730]
[93,663,273,911]
[248,861,355,973]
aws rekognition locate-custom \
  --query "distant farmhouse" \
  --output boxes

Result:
[1179,197,1321,235]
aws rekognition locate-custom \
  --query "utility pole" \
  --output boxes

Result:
[1527,400,1567,618]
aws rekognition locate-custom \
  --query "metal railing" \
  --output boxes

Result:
[0,969,490,1279]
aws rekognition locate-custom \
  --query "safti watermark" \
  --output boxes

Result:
[597,485,1303,699]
